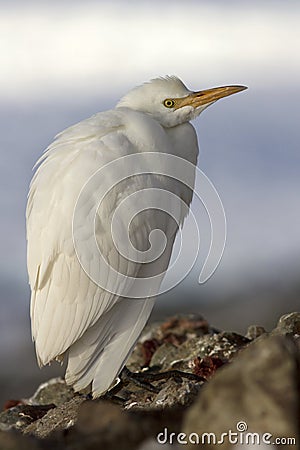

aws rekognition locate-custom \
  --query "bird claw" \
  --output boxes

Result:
[120,366,204,393]
[120,367,160,393]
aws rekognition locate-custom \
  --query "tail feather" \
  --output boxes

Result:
[65,297,154,396]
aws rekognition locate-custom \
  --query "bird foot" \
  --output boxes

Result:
[120,366,205,392]
[82,366,205,404]
[120,367,160,393]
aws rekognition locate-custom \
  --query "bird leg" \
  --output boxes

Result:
[101,368,160,405]
[98,378,127,404]
[101,366,205,404]
[120,367,160,393]
[120,366,205,390]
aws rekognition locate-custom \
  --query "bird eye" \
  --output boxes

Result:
[163,99,175,108]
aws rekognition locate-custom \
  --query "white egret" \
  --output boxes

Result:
[26,76,246,398]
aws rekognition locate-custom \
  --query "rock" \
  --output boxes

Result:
[245,324,266,340]
[149,379,200,409]
[1,312,299,450]
[128,314,212,370]
[0,378,75,435]
[71,400,134,449]
[271,312,300,336]
[24,395,85,438]
[150,331,249,373]
[109,375,202,412]
[0,404,55,431]
[66,400,184,450]
[0,430,45,450]
[137,437,176,450]
[113,318,248,412]
[191,355,224,379]
[183,334,299,449]
[27,377,75,406]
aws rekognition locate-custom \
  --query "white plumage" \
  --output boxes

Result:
[26,76,246,397]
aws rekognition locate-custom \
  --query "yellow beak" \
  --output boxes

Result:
[175,85,247,109]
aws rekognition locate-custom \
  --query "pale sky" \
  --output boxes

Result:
[1,1,300,102]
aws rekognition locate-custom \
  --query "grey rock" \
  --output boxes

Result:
[152,379,200,409]
[141,314,211,342]
[24,395,85,438]
[245,324,266,340]
[150,342,183,369]
[27,377,75,406]
[150,332,248,373]
[67,400,184,450]
[122,378,201,411]
[0,430,45,450]
[137,437,177,450]
[128,314,211,370]
[0,377,75,434]
[183,334,299,449]
[0,404,55,432]
[1,312,299,450]
[105,372,203,413]
[271,311,300,336]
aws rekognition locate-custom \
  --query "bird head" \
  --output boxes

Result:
[117,76,247,128]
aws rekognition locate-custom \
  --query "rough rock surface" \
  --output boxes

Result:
[24,396,85,439]
[183,334,300,449]
[0,312,299,450]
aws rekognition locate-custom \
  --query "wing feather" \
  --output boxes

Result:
[27,110,139,364]
[65,296,155,395]
[27,107,190,395]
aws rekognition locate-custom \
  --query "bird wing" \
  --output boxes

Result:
[65,296,156,395]
[27,109,182,367]
[65,214,179,396]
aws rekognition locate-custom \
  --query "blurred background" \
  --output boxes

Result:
[0,0,299,406]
